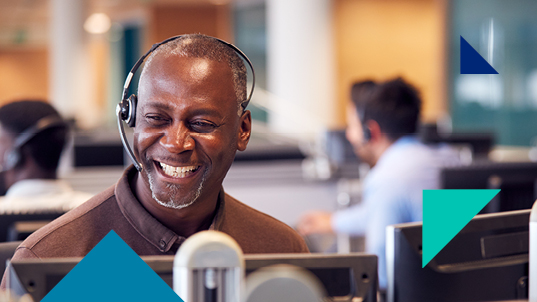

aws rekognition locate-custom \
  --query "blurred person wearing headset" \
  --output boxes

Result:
[0,100,92,213]
[298,78,459,290]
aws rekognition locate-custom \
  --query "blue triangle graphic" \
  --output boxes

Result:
[460,36,499,74]
[42,231,183,302]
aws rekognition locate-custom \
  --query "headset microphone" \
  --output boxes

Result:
[356,107,371,144]
[117,35,256,173]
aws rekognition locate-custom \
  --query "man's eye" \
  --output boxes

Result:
[190,121,217,132]
[145,115,169,125]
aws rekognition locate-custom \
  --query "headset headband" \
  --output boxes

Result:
[12,116,66,150]
[122,35,256,110]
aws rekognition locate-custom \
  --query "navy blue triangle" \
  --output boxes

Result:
[42,231,183,302]
[460,36,498,74]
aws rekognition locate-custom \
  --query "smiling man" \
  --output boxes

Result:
[2,35,308,283]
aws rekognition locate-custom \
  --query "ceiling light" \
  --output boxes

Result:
[84,13,111,34]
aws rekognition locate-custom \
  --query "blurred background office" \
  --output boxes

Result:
[1,0,537,249]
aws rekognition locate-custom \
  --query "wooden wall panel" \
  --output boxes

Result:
[0,48,49,105]
[149,4,232,46]
[334,0,448,126]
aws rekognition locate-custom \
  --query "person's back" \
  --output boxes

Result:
[298,78,460,289]
[0,100,92,213]
[355,135,459,289]
[0,179,91,213]
[361,136,458,223]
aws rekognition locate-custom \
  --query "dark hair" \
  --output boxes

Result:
[361,77,421,141]
[350,80,377,114]
[0,100,67,171]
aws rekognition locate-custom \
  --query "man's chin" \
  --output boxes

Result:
[149,183,200,210]
[141,160,211,210]
[146,171,205,210]
[153,195,198,210]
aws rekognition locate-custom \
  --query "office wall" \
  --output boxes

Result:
[149,4,232,46]
[0,48,49,105]
[334,0,448,126]
[0,1,448,129]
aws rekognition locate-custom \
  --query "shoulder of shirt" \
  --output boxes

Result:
[14,185,117,256]
[221,193,309,252]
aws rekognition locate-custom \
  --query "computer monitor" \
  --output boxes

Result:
[418,124,494,159]
[386,209,530,302]
[441,162,537,213]
[0,211,65,242]
[7,253,378,302]
[245,253,378,301]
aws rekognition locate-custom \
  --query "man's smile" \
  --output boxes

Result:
[156,161,202,179]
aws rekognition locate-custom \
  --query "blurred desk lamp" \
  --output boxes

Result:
[174,231,244,302]
[244,264,326,302]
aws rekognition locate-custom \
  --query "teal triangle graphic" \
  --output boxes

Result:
[422,189,500,268]
[42,231,183,302]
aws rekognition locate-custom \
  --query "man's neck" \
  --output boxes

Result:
[371,136,395,167]
[132,172,219,238]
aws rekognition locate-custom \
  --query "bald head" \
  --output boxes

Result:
[139,34,247,114]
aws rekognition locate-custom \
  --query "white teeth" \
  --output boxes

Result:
[158,162,199,178]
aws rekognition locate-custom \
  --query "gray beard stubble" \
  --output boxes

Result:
[146,167,207,210]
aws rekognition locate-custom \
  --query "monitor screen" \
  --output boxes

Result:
[0,211,65,243]
[441,162,537,213]
[386,209,530,302]
[7,253,378,302]
[418,128,494,160]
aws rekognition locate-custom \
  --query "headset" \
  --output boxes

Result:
[117,35,256,172]
[0,115,66,173]
[357,107,371,144]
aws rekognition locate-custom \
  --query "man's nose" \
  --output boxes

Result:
[160,123,195,153]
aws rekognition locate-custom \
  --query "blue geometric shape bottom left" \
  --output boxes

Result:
[42,230,183,302]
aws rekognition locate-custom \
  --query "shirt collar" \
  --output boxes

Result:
[365,135,421,183]
[391,135,419,146]
[375,135,419,165]
[115,166,225,253]
[5,179,72,197]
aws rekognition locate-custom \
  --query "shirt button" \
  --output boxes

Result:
[160,239,166,248]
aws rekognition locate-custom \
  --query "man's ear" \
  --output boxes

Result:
[237,110,252,151]
[366,120,382,142]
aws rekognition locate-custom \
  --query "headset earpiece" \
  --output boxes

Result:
[120,95,137,128]
[356,107,371,143]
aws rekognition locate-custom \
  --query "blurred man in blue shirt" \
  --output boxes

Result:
[298,78,459,289]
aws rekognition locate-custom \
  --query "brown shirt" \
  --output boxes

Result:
[2,166,308,286]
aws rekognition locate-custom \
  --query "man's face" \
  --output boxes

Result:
[134,54,250,209]
[345,105,374,166]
